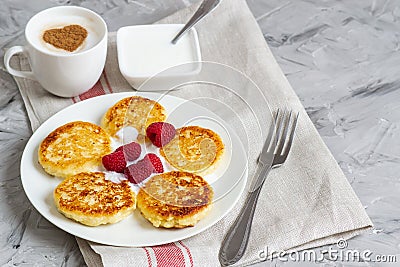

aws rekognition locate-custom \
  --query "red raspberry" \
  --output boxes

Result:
[146,122,176,147]
[102,150,126,173]
[115,142,141,161]
[123,154,164,183]
[124,160,153,184]
[144,153,164,173]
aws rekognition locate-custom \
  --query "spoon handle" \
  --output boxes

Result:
[171,0,221,44]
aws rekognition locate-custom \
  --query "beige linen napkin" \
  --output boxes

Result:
[13,0,372,266]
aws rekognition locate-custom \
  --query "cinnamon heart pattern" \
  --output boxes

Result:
[42,24,88,52]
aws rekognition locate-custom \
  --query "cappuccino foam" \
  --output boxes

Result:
[31,15,102,55]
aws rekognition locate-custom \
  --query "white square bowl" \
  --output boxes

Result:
[117,24,202,91]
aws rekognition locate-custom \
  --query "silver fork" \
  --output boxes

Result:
[219,109,299,266]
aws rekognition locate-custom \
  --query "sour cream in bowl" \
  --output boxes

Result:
[116,24,202,91]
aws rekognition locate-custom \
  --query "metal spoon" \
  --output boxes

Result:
[171,0,221,44]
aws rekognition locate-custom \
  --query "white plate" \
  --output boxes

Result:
[20,92,247,247]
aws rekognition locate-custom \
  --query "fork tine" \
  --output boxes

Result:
[275,110,292,155]
[273,109,286,154]
[259,109,279,155]
[267,109,280,151]
[257,109,279,164]
[271,109,281,147]
[283,112,299,156]
[267,109,281,151]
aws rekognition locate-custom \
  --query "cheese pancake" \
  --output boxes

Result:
[54,172,136,226]
[101,96,166,138]
[137,171,213,228]
[38,121,111,178]
[160,126,224,174]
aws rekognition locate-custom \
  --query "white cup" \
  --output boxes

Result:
[4,6,108,97]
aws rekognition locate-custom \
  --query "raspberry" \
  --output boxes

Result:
[123,153,164,183]
[102,150,126,173]
[124,160,153,184]
[115,142,141,161]
[144,153,164,173]
[146,122,176,147]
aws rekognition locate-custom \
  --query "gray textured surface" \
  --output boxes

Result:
[0,0,399,266]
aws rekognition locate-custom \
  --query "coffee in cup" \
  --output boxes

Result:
[4,6,108,97]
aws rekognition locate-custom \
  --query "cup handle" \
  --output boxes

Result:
[4,46,36,80]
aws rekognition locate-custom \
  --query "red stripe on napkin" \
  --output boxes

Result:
[179,241,194,267]
[151,243,185,267]
[70,70,112,104]
[78,79,106,101]
[143,247,152,267]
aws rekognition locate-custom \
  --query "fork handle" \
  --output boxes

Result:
[219,167,271,266]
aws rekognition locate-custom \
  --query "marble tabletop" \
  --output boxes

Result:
[0,0,399,266]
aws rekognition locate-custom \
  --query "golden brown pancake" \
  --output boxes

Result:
[54,172,136,226]
[160,126,224,174]
[38,121,111,178]
[101,96,166,138]
[137,171,213,228]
